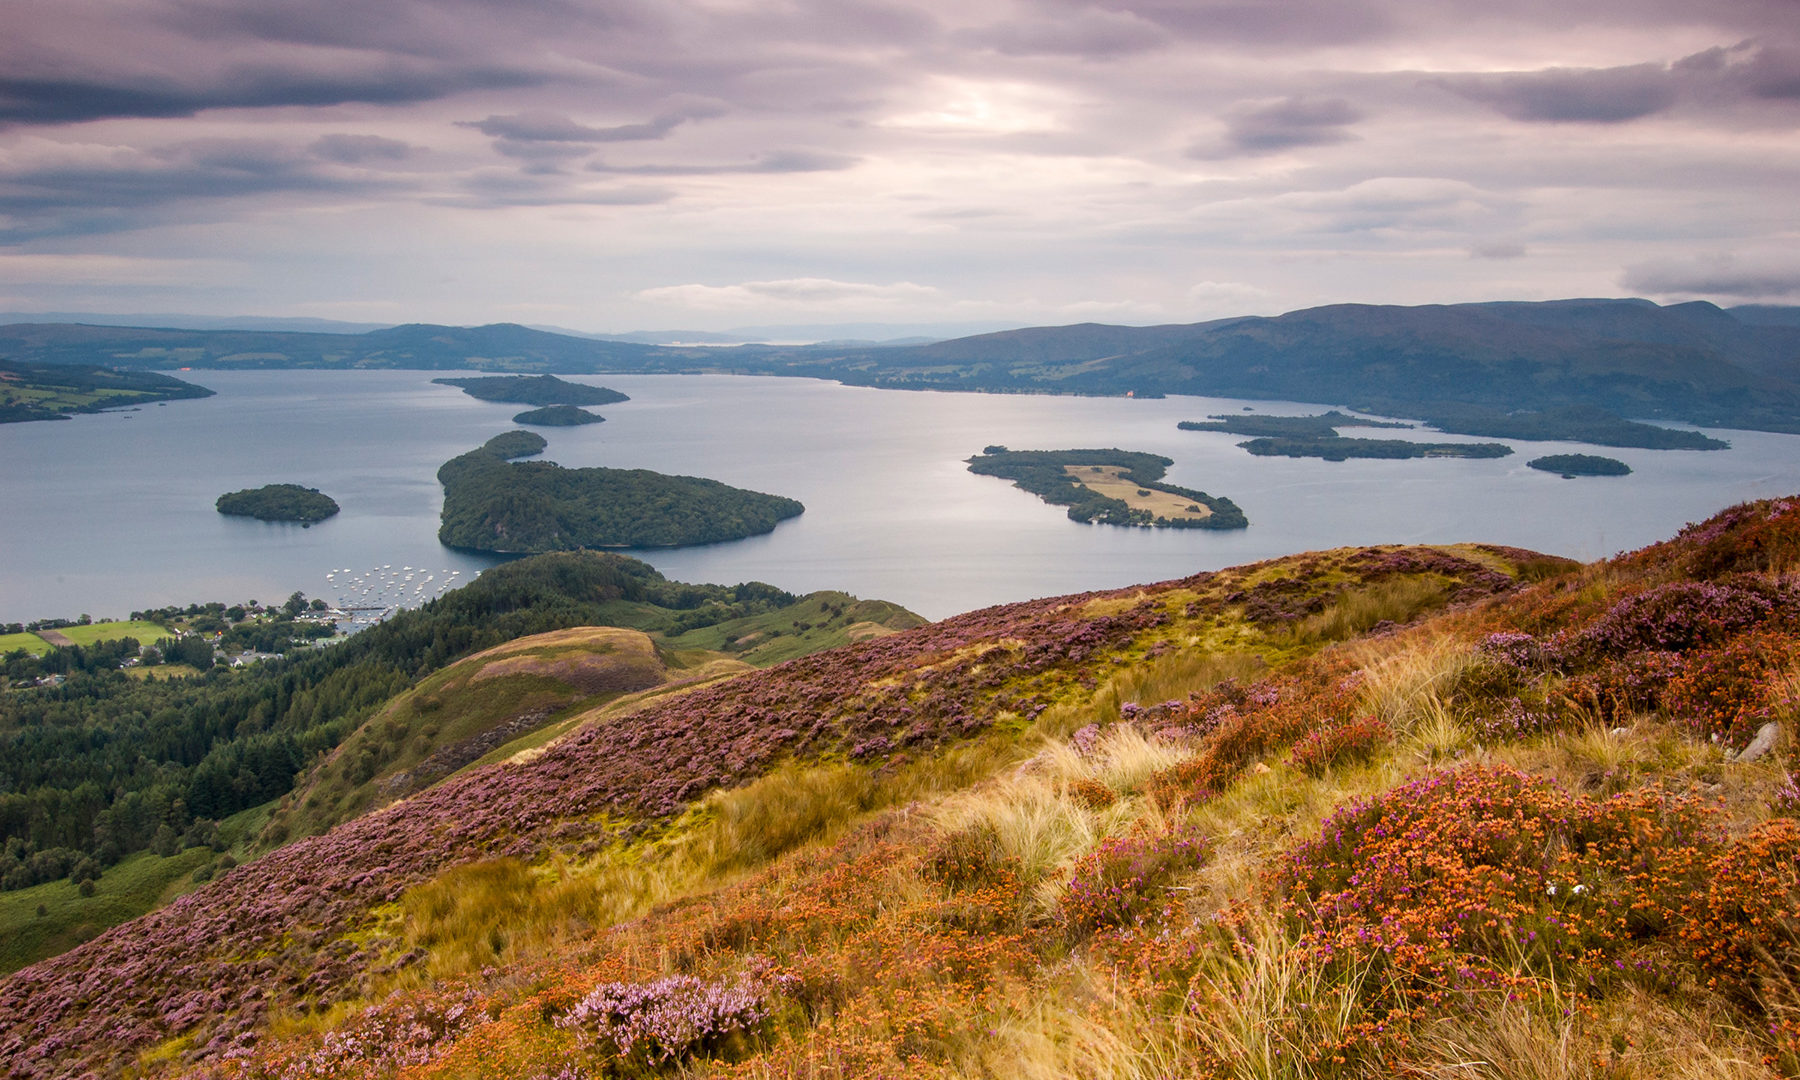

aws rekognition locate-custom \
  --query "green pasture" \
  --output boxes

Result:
[0,632,50,657]
[0,801,272,975]
[48,620,170,647]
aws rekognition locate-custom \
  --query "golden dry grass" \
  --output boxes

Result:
[1063,464,1214,520]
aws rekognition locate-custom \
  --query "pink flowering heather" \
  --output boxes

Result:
[556,973,769,1064]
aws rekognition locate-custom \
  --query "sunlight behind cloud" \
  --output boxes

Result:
[882,78,1066,134]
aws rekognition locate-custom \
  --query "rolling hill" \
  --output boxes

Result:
[11,497,1800,1078]
[7,298,1800,434]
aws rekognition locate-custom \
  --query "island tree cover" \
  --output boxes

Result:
[438,432,805,552]
[0,360,212,423]
[1528,452,1633,477]
[432,373,629,407]
[214,484,340,523]
[1240,435,1515,460]
[511,404,605,426]
[966,447,1247,528]
[15,499,1800,1079]
[1419,403,1727,450]
[1178,410,1412,438]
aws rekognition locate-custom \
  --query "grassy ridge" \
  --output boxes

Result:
[186,502,1800,1080]
[0,539,1545,1076]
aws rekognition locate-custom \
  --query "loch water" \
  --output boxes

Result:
[6,369,1800,623]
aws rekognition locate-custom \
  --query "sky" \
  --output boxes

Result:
[1,0,1797,333]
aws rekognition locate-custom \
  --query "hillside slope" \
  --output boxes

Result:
[796,299,1800,432]
[9,298,1800,432]
[7,500,1800,1078]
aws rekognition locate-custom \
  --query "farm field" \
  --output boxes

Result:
[41,620,170,647]
[0,633,49,657]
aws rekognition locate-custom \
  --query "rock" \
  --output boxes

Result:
[1733,721,1782,763]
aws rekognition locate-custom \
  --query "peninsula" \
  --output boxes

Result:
[437,431,804,552]
[215,484,340,523]
[0,360,213,424]
[966,447,1247,529]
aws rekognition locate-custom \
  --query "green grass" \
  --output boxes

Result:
[0,801,272,975]
[663,592,925,666]
[0,632,50,657]
[45,620,170,647]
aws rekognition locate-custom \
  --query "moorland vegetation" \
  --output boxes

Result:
[0,557,909,975]
[10,497,1800,1078]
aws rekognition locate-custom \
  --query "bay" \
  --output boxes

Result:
[5,369,1799,624]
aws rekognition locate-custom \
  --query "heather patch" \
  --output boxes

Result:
[1062,828,1207,936]
[556,973,771,1065]
[1268,762,1800,1067]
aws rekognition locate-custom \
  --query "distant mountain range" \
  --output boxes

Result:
[5,298,1800,433]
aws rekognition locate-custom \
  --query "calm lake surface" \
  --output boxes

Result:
[6,370,1800,623]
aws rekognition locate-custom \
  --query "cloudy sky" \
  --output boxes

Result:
[1,0,1796,331]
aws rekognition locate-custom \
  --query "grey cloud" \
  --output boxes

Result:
[158,0,653,56]
[1438,63,1677,122]
[310,134,415,164]
[0,66,542,128]
[1078,0,1390,46]
[960,8,1167,58]
[1623,255,1800,299]
[435,172,674,209]
[462,106,725,144]
[1222,96,1362,153]
[1742,44,1800,98]
[491,138,596,162]
[1470,242,1528,260]
[0,140,389,241]
[1433,42,1800,125]
[588,149,859,176]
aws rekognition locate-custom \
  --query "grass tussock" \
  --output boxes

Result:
[1287,574,1452,646]
[1101,648,1269,717]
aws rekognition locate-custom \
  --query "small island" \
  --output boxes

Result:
[1238,436,1513,461]
[1421,404,1727,450]
[216,484,340,523]
[512,404,605,426]
[966,447,1247,529]
[432,374,629,407]
[1178,411,1413,438]
[1527,453,1633,478]
[437,431,804,552]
